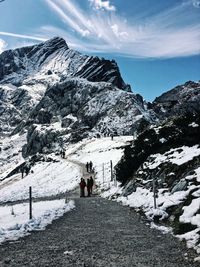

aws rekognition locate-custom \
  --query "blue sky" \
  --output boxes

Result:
[0,0,199,101]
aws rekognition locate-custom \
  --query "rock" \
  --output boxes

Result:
[152,81,200,118]
[171,180,187,193]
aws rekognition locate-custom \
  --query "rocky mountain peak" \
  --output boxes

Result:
[42,36,69,49]
[0,36,130,92]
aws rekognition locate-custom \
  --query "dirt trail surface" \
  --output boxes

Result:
[0,194,198,267]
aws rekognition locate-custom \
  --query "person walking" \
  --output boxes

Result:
[79,178,86,197]
[87,178,91,197]
[89,161,93,172]
[89,176,94,194]
[20,167,24,179]
[86,162,89,172]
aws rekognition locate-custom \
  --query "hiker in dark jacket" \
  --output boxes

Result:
[89,161,93,172]
[86,162,89,172]
[79,178,86,197]
[89,176,94,194]
[87,178,91,197]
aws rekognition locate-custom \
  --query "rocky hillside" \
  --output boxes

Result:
[151,81,200,119]
[114,92,200,255]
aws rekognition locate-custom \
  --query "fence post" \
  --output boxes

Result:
[102,163,105,186]
[110,160,113,181]
[152,178,157,209]
[114,172,117,187]
[29,186,32,220]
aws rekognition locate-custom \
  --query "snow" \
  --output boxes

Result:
[0,133,27,181]
[159,138,167,143]
[177,228,200,251]
[70,136,133,188]
[194,167,200,182]
[146,145,200,169]
[180,197,200,227]
[0,199,75,244]
[189,122,199,128]
[0,159,81,203]
[150,222,172,234]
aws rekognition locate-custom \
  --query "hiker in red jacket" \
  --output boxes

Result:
[79,178,86,197]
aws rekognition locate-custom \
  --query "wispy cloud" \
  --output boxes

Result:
[0,38,7,54]
[41,0,200,58]
[89,0,116,11]
[0,31,47,41]
[2,0,200,58]
[45,0,90,37]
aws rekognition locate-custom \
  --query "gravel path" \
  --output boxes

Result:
[0,194,198,267]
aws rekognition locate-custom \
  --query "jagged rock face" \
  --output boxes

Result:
[21,78,153,155]
[152,81,200,118]
[0,37,68,85]
[0,82,47,136]
[0,36,129,91]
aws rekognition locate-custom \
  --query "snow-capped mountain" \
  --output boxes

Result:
[0,37,154,153]
[0,37,130,90]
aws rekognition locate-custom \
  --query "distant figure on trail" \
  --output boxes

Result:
[79,178,86,197]
[60,149,66,158]
[20,167,24,179]
[89,176,94,194]
[89,161,93,172]
[25,166,30,176]
[87,178,91,197]
[111,134,114,141]
[86,162,89,172]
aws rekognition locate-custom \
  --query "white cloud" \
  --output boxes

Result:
[111,24,129,39]
[0,38,7,54]
[89,0,116,11]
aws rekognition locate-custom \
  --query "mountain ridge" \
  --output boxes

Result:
[0,37,130,92]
